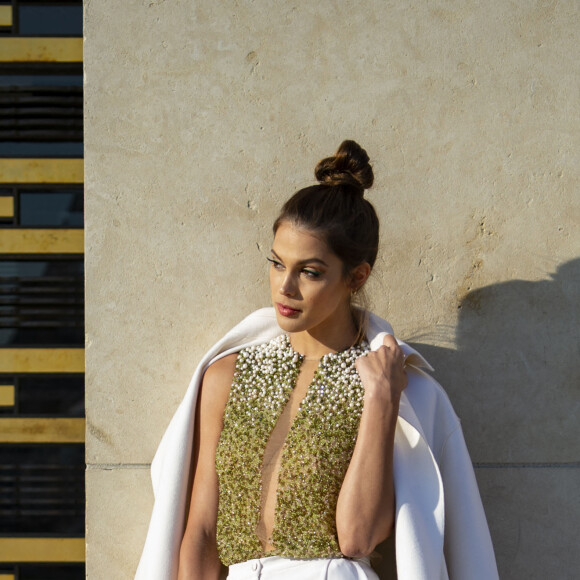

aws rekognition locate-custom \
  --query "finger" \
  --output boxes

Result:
[382,334,407,364]
[382,334,399,350]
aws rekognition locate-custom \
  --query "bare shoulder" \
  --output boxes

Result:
[203,353,238,387]
[198,353,238,414]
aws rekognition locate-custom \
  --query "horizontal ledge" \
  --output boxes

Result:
[0,417,85,443]
[0,38,82,63]
[475,462,580,469]
[0,229,83,253]
[0,348,84,373]
[0,537,84,562]
[0,159,83,184]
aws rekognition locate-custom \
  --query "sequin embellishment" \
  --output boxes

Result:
[215,335,369,566]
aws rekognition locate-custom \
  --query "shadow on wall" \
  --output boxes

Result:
[410,257,580,464]
[407,258,580,578]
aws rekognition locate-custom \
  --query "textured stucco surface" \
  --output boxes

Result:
[85,468,152,577]
[84,1,579,578]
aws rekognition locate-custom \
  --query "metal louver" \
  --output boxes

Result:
[0,86,83,141]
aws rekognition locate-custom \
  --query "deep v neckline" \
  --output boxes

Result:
[257,336,368,552]
[256,345,320,550]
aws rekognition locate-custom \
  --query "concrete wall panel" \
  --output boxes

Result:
[477,467,580,579]
[84,0,579,576]
[86,469,152,580]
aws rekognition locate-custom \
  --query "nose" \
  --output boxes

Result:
[279,273,296,296]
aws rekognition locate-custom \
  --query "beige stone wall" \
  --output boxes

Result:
[84,1,579,578]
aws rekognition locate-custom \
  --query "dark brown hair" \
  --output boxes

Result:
[273,140,380,276]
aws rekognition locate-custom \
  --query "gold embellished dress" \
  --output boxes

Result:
[136,307,499,580]
[215,334,371,569]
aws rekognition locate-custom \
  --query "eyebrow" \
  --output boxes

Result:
[270,249,329,268]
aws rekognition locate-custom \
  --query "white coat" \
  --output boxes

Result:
[135,308,498,580]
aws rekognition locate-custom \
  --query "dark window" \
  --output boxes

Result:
[19,5,83,36]
[0,444,85,535]
[0,375,84,417]
[0,142,83,156]
[1,0,83,37]
[0,75,83,88]
[24,565,86,580]
[0,186,84,227]
[0,260,84,347]
[20,190,83,227]
[0,566,86,580]
[0,85,83,142]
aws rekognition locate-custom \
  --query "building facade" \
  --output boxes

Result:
[0,2,84,578]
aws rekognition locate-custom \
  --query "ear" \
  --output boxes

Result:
[348,262,371,292]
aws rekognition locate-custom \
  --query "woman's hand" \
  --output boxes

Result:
[355,334,408,404]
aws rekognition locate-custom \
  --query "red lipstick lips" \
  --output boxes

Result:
[276,303,300,317]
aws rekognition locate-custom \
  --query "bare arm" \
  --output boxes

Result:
[335,334,408,558]
[178,353,237,580]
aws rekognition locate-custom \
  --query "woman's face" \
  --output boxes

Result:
[269,221,352,337]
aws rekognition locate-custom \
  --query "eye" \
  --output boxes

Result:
[302,268,322,279]
[267,257,284,270]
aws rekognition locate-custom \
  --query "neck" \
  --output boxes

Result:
[289,307,359,359]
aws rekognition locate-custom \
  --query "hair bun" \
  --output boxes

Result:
[314,140,374,193]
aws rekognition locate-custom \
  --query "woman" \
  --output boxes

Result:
[135,141,498,580]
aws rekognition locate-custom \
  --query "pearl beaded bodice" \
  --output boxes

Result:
[215,334,369,566]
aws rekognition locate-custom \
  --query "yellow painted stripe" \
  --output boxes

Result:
[0,5,12,27]
[0,158,84,184]
[0,575,15,580]
[0,538,85,562]
[0,385,15,406]
[0,38,82,63]
[0,196,14,218]
[0,418,85,443]
[0,349,84,373]
[0,229,83,253]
